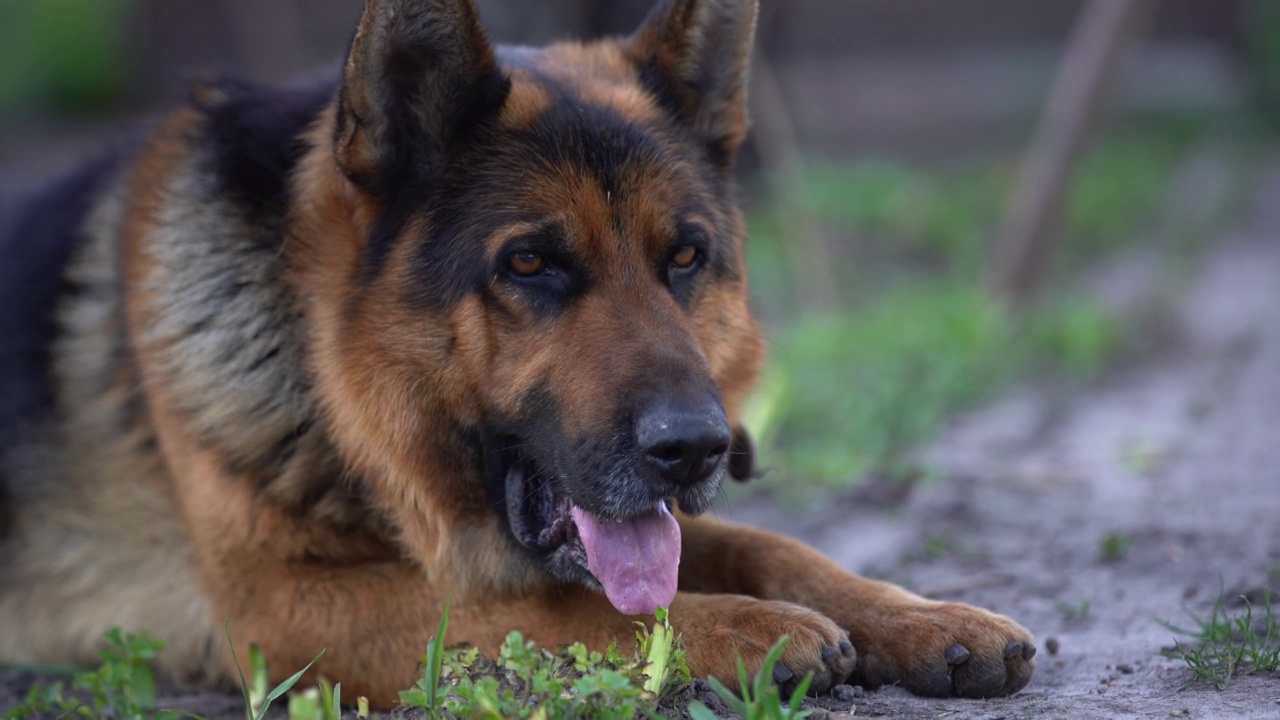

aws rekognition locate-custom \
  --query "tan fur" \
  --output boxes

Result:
[0,0,1034,707]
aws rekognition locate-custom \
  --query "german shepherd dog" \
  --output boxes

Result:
[0,0,1035,707]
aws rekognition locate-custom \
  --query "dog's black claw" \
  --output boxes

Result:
[1003,641,1024,660]
[945,643,971,666]
[838,639,854,655]
[773,663,794,685]
[821,645,837,663]
[1022,643,1037,660]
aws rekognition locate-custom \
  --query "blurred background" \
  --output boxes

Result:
[2,0,1277,499]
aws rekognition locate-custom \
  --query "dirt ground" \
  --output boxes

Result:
[726,163,1280,718]
[4,164,1279,719]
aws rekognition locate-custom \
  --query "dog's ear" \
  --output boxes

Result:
[629,0,758,170]
[334,0,510,192]
[727,424,756,482]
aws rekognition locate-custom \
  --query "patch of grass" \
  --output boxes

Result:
[1055,598,1093,621]
[1159,591,1280,690]
[226,624,324,720]
[286,677,341,720]
[902,534,956,565]
[7,611,814,719]
[0,0,133,117]
[688,637,813,720]
[744,283,1122,485]
[1099,533,1133,562]
[1119,440,1167,476]
[4,629,185,720]
[401,606,692,718]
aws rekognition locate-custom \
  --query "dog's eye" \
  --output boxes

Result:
[508,251,546,277]
[671,245,699,269]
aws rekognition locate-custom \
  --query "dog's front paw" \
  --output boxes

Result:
[848,600,1036,698]
[675,596,857,696]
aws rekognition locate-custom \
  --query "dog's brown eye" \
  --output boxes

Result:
[672,245,698,269]
[508,252,545,276]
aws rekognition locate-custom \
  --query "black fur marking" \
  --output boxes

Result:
[352,64,511,283]
[359,185,428,288]
[0,152,121,455]
[636,57,686,131]
[194,75,335,224]
[481,383,568,553]
[404,206,501,313]
[635,57,736,172]
[517,93,662,201]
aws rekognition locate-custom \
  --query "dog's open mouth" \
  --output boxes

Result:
[503,456,681,616]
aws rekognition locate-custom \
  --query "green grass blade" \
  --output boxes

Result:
[424,598,452,713]
[736,655,752,701]
[224,622,254,720]
[789,672,814,713]
[707,676,747,716]
[686,703,720,720]
[259,650,325,720]
[754,636,789,703]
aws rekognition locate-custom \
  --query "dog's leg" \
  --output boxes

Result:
[166,440,855,704]
[679,517,1036,698]
[207,557,859,705]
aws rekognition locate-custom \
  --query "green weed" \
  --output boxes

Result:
[1099,533,1133,562]
[6,610,817,719]
[287,677,342,720]
[747,283,1121,485]
[0,0,133,115]
[400,606,691,719]
[226,623,324,720]
[1160,590,1280,690]
[3,629,187,720]
[687,637,813,720]
[1055,598,1092,621]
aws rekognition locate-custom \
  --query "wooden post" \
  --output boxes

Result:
[988,0,1152,305]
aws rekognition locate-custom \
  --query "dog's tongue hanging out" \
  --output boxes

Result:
[571,503,681,616]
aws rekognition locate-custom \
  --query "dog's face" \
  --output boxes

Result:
[300,0,761,611]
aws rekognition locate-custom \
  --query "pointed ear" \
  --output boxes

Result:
[629,0,758,169]
[334,0,510,192]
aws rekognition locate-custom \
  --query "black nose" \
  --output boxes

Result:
[636,395,732,487]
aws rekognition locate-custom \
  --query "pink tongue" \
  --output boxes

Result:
[571,502,681,616]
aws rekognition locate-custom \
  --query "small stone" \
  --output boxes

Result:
[1045,637,1061,656]
[1117,663,1134,674]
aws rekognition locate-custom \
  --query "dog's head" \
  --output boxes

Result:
[300,0,762,612]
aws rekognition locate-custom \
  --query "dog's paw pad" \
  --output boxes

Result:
[944,643,970,665]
